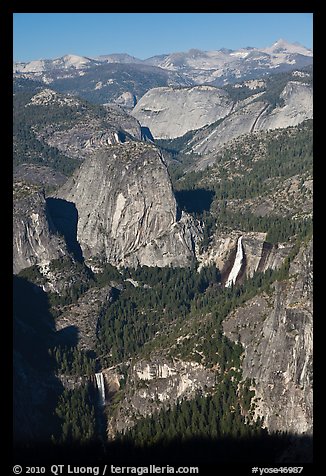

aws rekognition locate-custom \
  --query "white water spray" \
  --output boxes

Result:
[225,236,244,288]
[95,372,106,406]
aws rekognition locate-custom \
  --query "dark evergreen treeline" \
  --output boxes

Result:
[13,120,79,176]
[13,89,81,175]
[13,70,312,455]
[49,346,96,376]
[215,209,313,245]
[14,230,310,450]
[18,257,95,309]
[52,384,97,444]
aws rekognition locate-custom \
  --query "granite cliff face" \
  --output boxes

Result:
[131,85,234,139]
[13,182,67,274]
[106,357,216,438]
[56,142,201,269]
[198,231,292,283]
[223,239,313,434]
[187,81,313,160]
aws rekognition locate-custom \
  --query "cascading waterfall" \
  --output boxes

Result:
[225,236,244,288]
[95,372,106,406]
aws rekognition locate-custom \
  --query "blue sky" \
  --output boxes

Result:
[13,13,313,62]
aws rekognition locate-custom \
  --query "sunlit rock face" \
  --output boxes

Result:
[223,239,313,434]
[13,182,67,274]
[56,142,201,269]
[131,85,234,139]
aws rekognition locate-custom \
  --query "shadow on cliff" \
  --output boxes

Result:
[13,275,64,443]
[13,433,313,465]
[55,325,79,348]
[13,276,79,447]
[175,188,215,214]
[141,126,154,142]
[46,197,83,262]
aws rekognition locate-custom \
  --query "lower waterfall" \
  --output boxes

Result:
[95,372,106,406]
[225,236,244,287]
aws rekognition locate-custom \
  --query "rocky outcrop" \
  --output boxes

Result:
[223,239,313,434]
[107,357,216,438]
[242,234,293,278]
[13,182,67,274]
[131,85,234,139]
[56,142,201,269]
[30,90,143,161]
[113,91,137,109]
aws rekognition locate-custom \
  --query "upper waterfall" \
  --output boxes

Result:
[225,236,244,287]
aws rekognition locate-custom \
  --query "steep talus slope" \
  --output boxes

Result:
[54,285,112,351]
[13,182,67,274]
[223,238,313,434]
[55,142,201,269]
[131,85,234,139]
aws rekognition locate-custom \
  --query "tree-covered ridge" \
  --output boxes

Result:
[40,62,186,105]
[171,120,312,193]
[49,346,96,376]
[13,69,312,452]
[13,87,81,176]
[13,82,132,178]
[95,223,309,370]
[52,384,98,445]
[166,121,312,249]
[96,265,221,367]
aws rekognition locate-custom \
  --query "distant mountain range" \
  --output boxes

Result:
[13,39,313,105]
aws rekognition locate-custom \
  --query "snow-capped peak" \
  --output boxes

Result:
[263,38,312,57]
